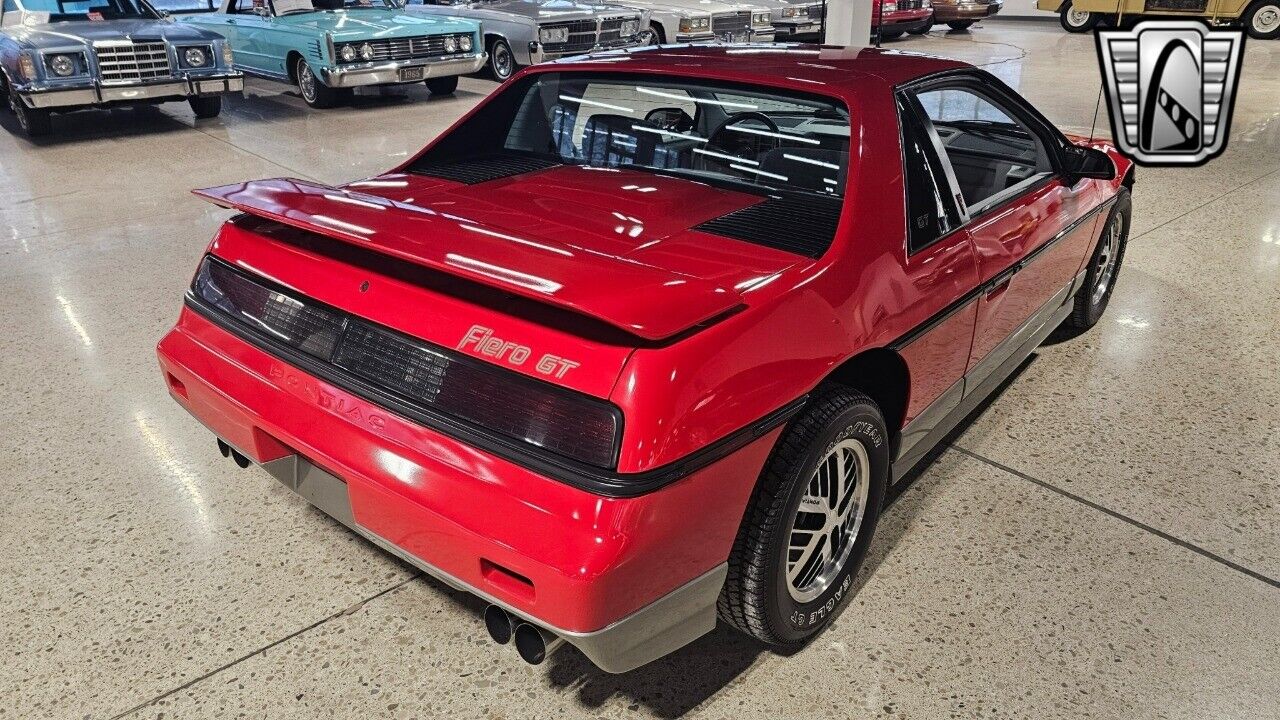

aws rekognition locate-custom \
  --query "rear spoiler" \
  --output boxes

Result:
[193,179,742,342]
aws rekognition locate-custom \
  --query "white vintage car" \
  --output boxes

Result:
[610,0,777,46]
[403,0,649,81]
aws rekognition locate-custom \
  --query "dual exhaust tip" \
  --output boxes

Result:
[217,439,251,469]
[483,604,564,665]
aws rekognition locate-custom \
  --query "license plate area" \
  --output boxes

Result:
[719,31,748,43]
[399,67,425,82]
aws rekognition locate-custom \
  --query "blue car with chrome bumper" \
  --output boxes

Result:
[180,0,483,108]
[0,0,242,136]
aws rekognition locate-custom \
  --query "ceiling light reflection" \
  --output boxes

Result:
[55,294,93,348]
[445,254,563,294]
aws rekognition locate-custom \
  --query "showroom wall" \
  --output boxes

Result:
[1000,0,1054,18]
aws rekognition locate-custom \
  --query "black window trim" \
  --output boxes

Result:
[896,68,1079,256]
[894,93,965,256]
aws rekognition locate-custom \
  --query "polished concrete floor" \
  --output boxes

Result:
[2,20,1278,720]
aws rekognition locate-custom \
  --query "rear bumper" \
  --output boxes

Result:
[934,0,1002,20]
[319,53,486,89]
[156,307,779,672]
[18,73,242,110]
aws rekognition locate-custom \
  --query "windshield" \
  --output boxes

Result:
[280,0,398,11]
[16,0,156,19]
[412,72,851,198]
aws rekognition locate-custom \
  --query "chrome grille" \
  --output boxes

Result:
[542,19,599,53]
[366,36,450,61]
[808,3,825,17]
[898,0,924,8]
[711,11,751,33]
[598,16,627,45]
[94,42,171,84]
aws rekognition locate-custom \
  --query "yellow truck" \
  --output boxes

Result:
[1036,0,1279,38]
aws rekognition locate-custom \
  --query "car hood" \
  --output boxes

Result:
[609,0,749,15]
[274,10,476,38]
[410,0,637,20]
[487,0,640,19]
[7,18,219,49]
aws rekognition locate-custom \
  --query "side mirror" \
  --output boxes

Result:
[1061,144,1115,181]
[644,106,694,133]
[252,5,270,15]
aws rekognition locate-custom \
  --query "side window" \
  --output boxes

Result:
[898,96,961,254]
[2,0,18,12]
[914,86,1052,214]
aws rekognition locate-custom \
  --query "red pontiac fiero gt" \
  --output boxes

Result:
[157,46,1132,673]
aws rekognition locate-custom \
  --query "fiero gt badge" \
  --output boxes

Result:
[1096,20,1245,166]
[458,325,580,379]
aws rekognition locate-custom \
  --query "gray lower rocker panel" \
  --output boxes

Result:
[257,453,726,674]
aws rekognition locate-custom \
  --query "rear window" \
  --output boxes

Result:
[413,72,852,198]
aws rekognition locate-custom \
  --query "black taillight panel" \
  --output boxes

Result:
[190,256,621,469]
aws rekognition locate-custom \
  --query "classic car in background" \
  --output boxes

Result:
[0,0,241,136]
[403,0,648,81]
[872,0,933,38]
[927,0,999,30]
[178,0,483,108]
[611,0,776,45]
[766,0,824,40]
[1040,0,1277,38]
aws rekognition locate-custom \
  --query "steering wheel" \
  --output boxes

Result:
[706,111,781,156]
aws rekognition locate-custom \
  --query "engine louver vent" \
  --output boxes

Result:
[409,155,562,184]
[694,194,842,258]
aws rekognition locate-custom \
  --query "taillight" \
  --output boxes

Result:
[190,256,622,469]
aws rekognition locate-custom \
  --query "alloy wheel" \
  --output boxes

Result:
[1092,210,1124,305]
[785,438,871,603]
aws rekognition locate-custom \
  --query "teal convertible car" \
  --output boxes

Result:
[180,0,483,107]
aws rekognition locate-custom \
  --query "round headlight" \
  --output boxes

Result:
[459,34,472,51]
[340,44,357,61]
[184,47,208,67]
[360,42,374,61]
[49,54,76,77]
[444,35,457,53]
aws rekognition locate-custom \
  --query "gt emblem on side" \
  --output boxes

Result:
[458,325,580,379]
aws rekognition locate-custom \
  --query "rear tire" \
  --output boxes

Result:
[1059,0,1100,32]
[879,28,906,39]
[947,19,976,29]
[425,75,458,95]
[296,57,341,109]
[718,387,888,646]
[188,95,222,119]
[1243,0,1280,39]
[1065,188,1130,331]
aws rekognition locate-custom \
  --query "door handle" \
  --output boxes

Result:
[985,273,1013,299]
